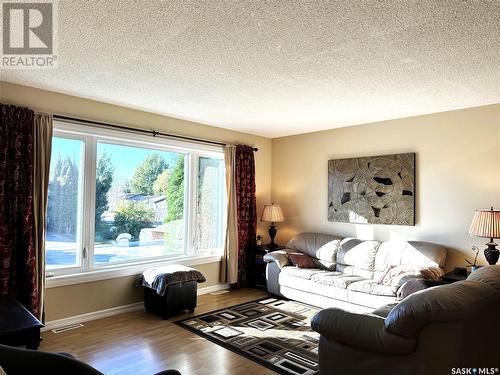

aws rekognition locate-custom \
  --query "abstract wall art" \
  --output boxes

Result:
[328,153,415,226]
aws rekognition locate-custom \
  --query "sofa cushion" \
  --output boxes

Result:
[286,232,342,270]
[311,272,358,287]
[347,280,396,297]
[280,266,325,280]
[280,270,351,302]
[385,280,497,338]
[338,266,376,280]
[373,241,447,280]
[279,274,314,292]
[287,252,316,268]
[310,271,343,285]
[314,240,342,270]
[334,275,367,289]
[313,283,350,302]
[336,238,380,279]
[347,290,397,308]
[315,274,365,289]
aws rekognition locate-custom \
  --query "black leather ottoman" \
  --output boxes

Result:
[139,265,206,319]
[144,281,197,318]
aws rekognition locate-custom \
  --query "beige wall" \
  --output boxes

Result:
[0,82,272,321]
[44,262,220,321]
[271,104,500,271]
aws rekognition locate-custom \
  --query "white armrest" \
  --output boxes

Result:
[263,250,291,269]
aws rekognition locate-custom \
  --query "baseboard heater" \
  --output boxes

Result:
[52,323,84,333]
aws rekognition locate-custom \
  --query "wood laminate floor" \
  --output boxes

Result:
[41,288,276,375]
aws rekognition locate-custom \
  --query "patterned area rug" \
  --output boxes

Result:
[176,297,320,375]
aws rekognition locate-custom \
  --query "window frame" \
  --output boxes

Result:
[45,131,89,275]
[46,120,226,282]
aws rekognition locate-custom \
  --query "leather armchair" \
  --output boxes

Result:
[311,308,416,355]
[0,344,181,375]
[311,266,500,375]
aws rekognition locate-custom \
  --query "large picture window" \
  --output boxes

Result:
[46,121,225,276]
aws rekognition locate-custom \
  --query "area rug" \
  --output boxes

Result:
[176,297,320,375]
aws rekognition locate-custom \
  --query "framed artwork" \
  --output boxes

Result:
[328,153,415,226]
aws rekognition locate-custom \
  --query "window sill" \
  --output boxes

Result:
[45,254,222,288]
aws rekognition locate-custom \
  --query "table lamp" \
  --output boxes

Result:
[468,207,500,265]
[260,203,284,249]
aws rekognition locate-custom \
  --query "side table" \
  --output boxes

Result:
[247,245,285,290]
[0,296,43,349]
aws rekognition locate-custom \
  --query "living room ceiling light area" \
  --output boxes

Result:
[2,0,499,138]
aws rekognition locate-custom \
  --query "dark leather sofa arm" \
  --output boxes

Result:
[0,344,181,375]
[311,308,417,355]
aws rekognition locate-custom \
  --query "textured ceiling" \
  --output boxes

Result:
[2,1,499,137]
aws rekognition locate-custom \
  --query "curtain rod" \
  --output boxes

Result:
[53,114,258,151]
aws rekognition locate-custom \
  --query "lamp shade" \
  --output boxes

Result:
[468,207,500,239]
[261,204,284,223]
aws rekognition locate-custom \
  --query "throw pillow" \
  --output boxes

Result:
[287,253,316,268]
[377,265,395,284]
[381,264,444,292]
[381,265,418,286]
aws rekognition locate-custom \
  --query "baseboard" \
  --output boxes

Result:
[42,302,144,332]
[198,283,230,295]
[43,283,230,331]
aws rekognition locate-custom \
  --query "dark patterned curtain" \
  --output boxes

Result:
[235,145,257,287]
[0,104,38,315]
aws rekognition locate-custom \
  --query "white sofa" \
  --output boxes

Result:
[264,233,447,312]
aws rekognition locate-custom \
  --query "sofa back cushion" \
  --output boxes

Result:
[384,280,497,338]
[335,238,380,279]
[373,241,447,281]
[286,232,342,270]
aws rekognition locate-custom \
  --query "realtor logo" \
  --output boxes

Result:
[1,0,58,68]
